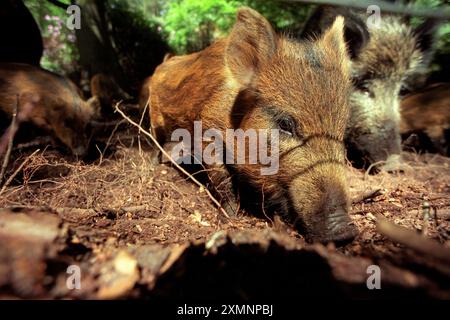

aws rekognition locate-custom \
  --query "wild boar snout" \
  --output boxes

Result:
[348,117,402,168]
[289,163,357,243]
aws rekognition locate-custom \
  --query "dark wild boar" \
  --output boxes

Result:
[90,73,131,115]
[400,83,450,155]
[149,8,357,242]
[302,6,439,170]
[0,63,100,156]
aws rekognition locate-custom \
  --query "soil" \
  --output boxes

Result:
[0,124,449,299]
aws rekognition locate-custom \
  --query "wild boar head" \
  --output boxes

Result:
[226,8,356,242]
[302,6,439,170]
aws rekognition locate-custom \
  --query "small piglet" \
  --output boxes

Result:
[149,8,357,243]
[0,63,100,156]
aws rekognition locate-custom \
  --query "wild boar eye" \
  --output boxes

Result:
[277,116,296,137]
[358,85,375,98]
[355,82,374,98]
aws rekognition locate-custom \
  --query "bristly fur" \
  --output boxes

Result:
[347,14,436,166]
[150,7,358,242]
[0,63,100,156]
[302,6,439,168]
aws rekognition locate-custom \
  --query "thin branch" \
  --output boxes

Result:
[352,188,383,204]
[0,149,40,196]
[364,160,385,180]
[137,99,149,155]
[0,96,19,186]
[279,0,450,19]
[114,103,230,219]
[99,119,126,165]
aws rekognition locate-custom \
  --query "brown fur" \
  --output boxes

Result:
[138,75,152,114]
[150,8,357,242]
[302,7,439,168]
[0,63,101,156]
[401,83,450,154]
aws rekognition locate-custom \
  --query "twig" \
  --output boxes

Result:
[0,149,40,196]
[421,200,431,236]
[279,0,450,19]
[137,100,149,155]
[261,184,272,223]
[114,103,230,219]
[121,205,147,213]
[14,137,52,151]
[376,216,450,264]
[99,119,125,165]
[364,160,385,180]
[352,188,383,204]
[90,120,126,127]
[0,96,19,186]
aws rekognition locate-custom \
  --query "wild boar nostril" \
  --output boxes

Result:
[327,207,350,233]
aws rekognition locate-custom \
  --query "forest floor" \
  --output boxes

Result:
[0,124,449,299]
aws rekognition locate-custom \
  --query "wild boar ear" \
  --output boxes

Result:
[414,18,440,55]
[87,95,102,119]
[321,16,348,60]
[302,7,369,59]
[341,15,370,59]
[225,7,277,87]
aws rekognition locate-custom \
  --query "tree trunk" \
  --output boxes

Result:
[74,0,125,87]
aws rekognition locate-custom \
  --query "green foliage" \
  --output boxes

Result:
[23,0,79,75]
[409,0,450,76]
[438,23,450,55]
[162,0,240,53]
[243,0,311,31]
[410,0,450,53]
[162,0,312,53]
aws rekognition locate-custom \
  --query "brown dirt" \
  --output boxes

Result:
[0,126,449,299]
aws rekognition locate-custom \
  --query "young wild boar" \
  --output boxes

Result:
[0,63,100,156]
[400,83,450,155]
[302,6,438,170]
[149,7,357,243]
